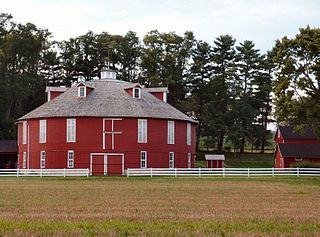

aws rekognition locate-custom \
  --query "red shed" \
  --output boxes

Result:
[205,154,225,168]
[274,126,320,168]
[17,69,197,175]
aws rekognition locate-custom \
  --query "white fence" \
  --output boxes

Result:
[0,169,90,177]
[127,168,320,177]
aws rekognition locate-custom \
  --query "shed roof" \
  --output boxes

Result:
[0,140,17,154]
[19,79,197,123]
[205,154,225,160]
[278,126,318,140]
[278,143,320,158]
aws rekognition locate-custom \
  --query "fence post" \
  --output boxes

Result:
[40,169,43,178]
[297,167,299,177]
[64,168,66,178]
[272,167,275,177]
[248,168,250,177]
[87,168,90,178]
[223,167,225,178]
[151,168,153,178]
[16,168,19,178]
[175,168,177,177]
[198,168,201,177]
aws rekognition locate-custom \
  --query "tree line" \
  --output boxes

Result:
[1,13,319,153]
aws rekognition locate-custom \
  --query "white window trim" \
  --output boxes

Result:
[140,151,147,168]
[23,121,27,145]
[23,152,27,169]
[40,151,46,169]
[67,118,76,143]
[187,153,191,168]
[163,92,167,102]
[167,121,175,145]
[138,119,147,143]
[133,87,141,98]
[169,152,174,169]
[68,150,74,168]
[187,122,191,146]
[39,119,47,144]
[78,86,86,97]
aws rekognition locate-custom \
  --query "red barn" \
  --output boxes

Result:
[17,70,197,175]
[274,126,320,168]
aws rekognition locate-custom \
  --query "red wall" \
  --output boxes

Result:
[50,91,64,100]
[17,117,196,173]
[150,92,164,101]
[274,147,283,168]
[206,160,223,168]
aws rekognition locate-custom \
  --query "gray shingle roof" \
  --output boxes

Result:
[278,143,320,158]
[19,79,197,123]
[278,126,317,140]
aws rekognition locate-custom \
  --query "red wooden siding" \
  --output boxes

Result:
[17,117,196,173]
[149,92,164,101]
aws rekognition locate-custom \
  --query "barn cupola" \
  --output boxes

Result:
[77,82,94,98]
[100,66,117,80]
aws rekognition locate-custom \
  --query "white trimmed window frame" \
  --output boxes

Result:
[133,87,141,98]
[40,151,46,168]
[187,153,191,168]
[169,152,174,169]
[67,118,76,143]
[140,151,147,168]
[138,119,147,143]
[167,121,175,145]
[187,122,191,146]
[163,92,167,102]
[23,121,27,144]
[39,119,47,143]
[23,152,27,169]
[68,150,74,168]
[78,86,86,97]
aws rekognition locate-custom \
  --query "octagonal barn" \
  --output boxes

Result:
[17,70,197,175]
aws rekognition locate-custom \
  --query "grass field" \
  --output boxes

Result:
[0,176,319,236]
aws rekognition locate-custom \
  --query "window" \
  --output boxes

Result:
[187,123,191,146]
[187,153,191,168]
[40,151,46,168]
[23,121,27,144]
[133,87,141,98]
[78,86,86,97]
[23,152,27,169]
[138,119,147,143]
[140,151,147,168]
[68,150,74,168]
[39,120,47,143]
[67,118,76,142]
[167,121,175,144]
[169,152,174,168]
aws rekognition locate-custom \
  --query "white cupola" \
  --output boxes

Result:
[100,66,117,80]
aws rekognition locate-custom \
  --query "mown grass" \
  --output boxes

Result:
[0,176,319,236]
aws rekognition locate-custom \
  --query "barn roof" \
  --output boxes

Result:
[278,143,320,158]
[18,79,197,123]
[0,140,17,154]
[278,126,318,140]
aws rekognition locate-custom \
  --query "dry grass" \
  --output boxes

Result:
[0,177,319,236]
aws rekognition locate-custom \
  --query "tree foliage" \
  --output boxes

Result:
[272,26,320,135]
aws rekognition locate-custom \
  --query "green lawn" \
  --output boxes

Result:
[196,151,274,168]
[0,176,319,236]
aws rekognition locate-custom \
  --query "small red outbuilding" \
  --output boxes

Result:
[205,154,225,168]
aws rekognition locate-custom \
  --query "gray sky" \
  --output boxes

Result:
[1,0,319,52]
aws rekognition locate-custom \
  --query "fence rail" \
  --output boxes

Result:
[127,168,320,177]
[0,169,90,177]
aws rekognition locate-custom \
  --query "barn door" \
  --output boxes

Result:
[91,154,106,176]
[107,154,124,176]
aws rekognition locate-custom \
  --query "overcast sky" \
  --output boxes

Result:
[1,0,319,52]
